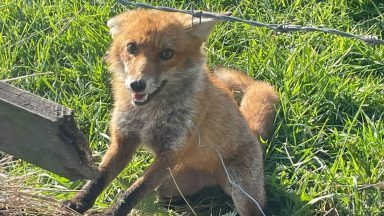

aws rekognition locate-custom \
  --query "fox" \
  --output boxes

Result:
[64,9,279,216]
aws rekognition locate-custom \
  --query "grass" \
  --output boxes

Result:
[1,0,383,215]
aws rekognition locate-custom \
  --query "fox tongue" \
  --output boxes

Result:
[132,93,149,104]
[133,93,145,100]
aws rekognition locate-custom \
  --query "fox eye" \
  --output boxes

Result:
[127,43,138,55]
[160,48,174,60]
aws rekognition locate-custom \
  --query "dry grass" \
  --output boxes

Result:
[0,156,80,216]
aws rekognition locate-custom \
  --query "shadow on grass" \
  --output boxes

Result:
[265,177,310,216]
[157,186,235,216]
[152,182,309,216]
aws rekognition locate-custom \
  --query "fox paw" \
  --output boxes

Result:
[84,209,114,216]
[62,198,92,214]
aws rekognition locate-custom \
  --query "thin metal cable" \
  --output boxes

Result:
[118,0,384,45]
[189,120,266,216]
[166,167,198,216]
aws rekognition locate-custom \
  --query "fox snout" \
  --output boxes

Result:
[124,75,168,106]
[129,78,147,92]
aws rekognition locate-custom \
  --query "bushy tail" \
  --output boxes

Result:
[214,68,280,141]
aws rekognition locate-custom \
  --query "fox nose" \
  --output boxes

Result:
[130,78,147,92]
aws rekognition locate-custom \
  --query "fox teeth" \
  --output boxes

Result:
[139,94,148,102]
[132,94,148,103]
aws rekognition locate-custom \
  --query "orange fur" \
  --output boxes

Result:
[65,9,279,216]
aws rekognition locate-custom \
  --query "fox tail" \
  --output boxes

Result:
[214,68,280,141]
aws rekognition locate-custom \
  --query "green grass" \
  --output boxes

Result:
[1,0,383,215]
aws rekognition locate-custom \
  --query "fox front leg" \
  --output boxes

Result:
[103,155,177,216]
[64,128,140,214]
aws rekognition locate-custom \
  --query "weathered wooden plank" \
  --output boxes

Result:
[0,81,99,181]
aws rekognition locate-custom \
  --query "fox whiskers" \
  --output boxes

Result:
[150,82,162,88]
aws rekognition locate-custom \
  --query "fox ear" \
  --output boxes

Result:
[191,17,218,41]
[190,12,231,41]
[107,15,123,39]
[107,11,136,39]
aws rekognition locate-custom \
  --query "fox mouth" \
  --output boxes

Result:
[132,80,167,106]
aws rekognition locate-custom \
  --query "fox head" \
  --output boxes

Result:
[106,9,220,106]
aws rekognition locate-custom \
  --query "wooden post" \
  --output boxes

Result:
[0,82,99,181]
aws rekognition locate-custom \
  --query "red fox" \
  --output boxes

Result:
[64,9,279,216]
